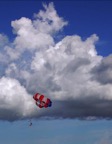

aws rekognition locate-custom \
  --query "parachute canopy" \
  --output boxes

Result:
[33,93,52,108]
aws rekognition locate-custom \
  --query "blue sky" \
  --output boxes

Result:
[1,119,112,144]
[0,1,112,144]
[0,1,112,56]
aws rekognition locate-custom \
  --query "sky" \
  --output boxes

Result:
[0,0,112,144]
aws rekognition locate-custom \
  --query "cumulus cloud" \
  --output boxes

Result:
[92,54,112,84]
[0,77,35,121]
[0,2,112,121]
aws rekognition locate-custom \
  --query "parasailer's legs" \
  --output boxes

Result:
[29,119,32,127]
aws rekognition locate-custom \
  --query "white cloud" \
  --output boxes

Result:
[0,77,36,121]
[6,2,67,61]
[0,34,8,47]
[34,2,68,34]
[92,54,112,84]
[0,34,9,63]
[0,2,112,121]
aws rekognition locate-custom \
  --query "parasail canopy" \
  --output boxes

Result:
[33,93,52,108]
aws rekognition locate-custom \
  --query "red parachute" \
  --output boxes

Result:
[33,93,52,108]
